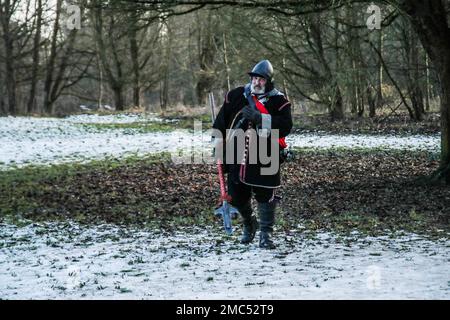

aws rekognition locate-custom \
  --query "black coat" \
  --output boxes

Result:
[213,85,293,188]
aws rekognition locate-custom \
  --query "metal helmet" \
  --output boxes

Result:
[248,60,274,82]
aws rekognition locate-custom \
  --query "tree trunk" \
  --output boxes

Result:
[346,4,358,115]
[309,14,343,120]
[27,0,42,114]
[95,39,104,109]
[43,0,62,114]
[0,0,17,115]
[282,57,290,101]
[375,28,383,110]
[187,26,199,107]
[403,0,450,183]
[0,65,4,115]
[424,53,431,112]
[4,31,16,115]
[440,64,450,183]
[330,11,344,120]
[357,77,365,117]
[128,11,140,108]
[330,85,344,121]
[222,32,231,92]
[367,84,376,118]
[196,11,218,106]
[108,17,125,111]
[91,3,126,111]
[408,23,425,121]
[161,75,169,111]
[160,20,172,111]
[113,86,124,112]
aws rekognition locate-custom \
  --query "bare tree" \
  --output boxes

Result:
[27,0,43,113]
[0,0,20,115]
[90,1,161,111]
[42,0,84,114]
[195,9,220,105]
[400,0,450,182]
[160,18,172,111]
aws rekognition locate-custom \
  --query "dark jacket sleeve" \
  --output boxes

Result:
[213,87,245,135]
[271,98,293,138]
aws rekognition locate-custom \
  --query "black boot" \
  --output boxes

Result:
[258,201,277,249]
[238,202,258,244]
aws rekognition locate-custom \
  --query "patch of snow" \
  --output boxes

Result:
[79,105,91,111]
[0,222,448,299]
[0,115,200,170]
[286,133,439,152]
[0,115,440,170]
[65,113,163,124]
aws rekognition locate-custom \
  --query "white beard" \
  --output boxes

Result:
[251,83,265,94]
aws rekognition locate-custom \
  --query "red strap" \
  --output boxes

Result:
[252,96,269,114]
[252,96,287,149]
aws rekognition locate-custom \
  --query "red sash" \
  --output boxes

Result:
[252,96,287,149]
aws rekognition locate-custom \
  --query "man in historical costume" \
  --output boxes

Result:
[213,60,293,249]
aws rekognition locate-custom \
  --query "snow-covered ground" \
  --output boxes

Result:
[286,132,439,151]
[0,114,440,170]
[0,222,448,299]
[0,114,194,170]
[0,114,448,299]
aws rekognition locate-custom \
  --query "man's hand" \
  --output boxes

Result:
[242,105,262,125]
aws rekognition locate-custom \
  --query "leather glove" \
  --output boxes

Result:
[242,105,262,125]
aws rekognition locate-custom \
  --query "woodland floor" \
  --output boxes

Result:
[1,113,449,299]
[1,149,448,237]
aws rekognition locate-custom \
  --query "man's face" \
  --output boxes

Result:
[251,76,267,94]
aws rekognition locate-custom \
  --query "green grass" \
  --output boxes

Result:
[0,153,171,184]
